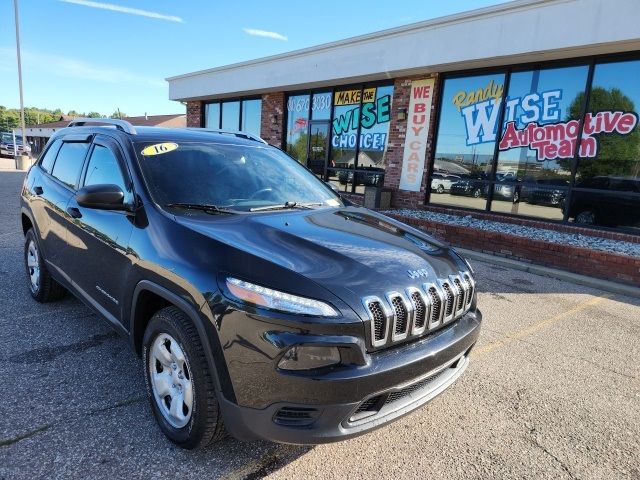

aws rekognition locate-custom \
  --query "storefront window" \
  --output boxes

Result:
[241,99,262,137]
[492,65,589,220]
[571,60,640,231]
[204,99,261,135]
[330,88,360,170]
[431,73,506,210]
[312,92,332,120]
[205,103,220,129]
[221,101,240,130]
[286,94,310,164]
[356,85,392,189]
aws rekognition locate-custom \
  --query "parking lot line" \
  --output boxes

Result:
[472,294,611,358]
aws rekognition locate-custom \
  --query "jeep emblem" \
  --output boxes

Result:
[407,268,429,279]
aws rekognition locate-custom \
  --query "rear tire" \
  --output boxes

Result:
[143,306,226,449]
[24,228,66,302]
[436,185,444,194]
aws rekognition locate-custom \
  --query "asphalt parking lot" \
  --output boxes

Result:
[1,170,639,479]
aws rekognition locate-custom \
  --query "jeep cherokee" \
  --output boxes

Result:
[20,118,481,449]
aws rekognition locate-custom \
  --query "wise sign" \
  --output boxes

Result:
[399,79,435,191]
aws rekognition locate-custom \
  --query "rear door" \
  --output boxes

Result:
[64,135,135,324]
[32,137,91,273]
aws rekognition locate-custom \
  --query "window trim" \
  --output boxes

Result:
[79,135,135,203]
[47,139,92,192]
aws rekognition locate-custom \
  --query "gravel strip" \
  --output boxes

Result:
[384,208,640,258]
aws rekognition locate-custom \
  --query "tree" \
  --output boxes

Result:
[86,112,103,118]
[111,110,127,119]
[567,87,640,180]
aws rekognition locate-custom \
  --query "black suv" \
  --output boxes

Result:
[20,118,481,449]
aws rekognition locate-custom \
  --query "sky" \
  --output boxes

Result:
[0,0,510,117]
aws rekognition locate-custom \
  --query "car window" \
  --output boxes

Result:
[40,139,62,173]
[51,142,90,189]
[84,145,126,192]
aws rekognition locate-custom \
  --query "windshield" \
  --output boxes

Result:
[135,141,343,212]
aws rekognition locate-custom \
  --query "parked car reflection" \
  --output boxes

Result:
[431,173,460,193]
[564,176,640,228]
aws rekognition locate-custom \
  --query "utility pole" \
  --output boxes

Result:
[13,0,27,167]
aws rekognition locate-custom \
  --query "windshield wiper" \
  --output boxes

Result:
[165,203,236,214]
[250,201,324,212]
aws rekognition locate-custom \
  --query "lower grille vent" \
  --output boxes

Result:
[273,407,320,426]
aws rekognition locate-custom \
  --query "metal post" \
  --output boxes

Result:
[14,0,27,169]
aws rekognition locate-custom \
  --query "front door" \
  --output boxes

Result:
[306,121,330,179]
[65,135,135,324]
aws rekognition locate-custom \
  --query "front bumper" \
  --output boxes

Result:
[218,309,481,444]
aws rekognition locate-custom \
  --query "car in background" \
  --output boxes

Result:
[431,173,460,193]
[522,178,570,206]
[564,176,640,227]
[450,174,487,198]
[483,174,522,203]
[0,133,31,157]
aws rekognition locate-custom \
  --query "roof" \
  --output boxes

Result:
[167,0,640,101]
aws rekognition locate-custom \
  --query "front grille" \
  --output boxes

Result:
[391,296,408,335]
[366,300,387,345]
[428,286,441,325]
[442,282,455,318]
[411,291,426,329]
[362,270,475,349]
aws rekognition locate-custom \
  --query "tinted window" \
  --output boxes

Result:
[51,142,90,189]
[40,139,62,173]
[84,145,126,191]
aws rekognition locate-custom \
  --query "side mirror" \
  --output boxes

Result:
[76,184,127,210]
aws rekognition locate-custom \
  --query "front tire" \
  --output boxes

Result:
[24,228,66,302]
[436,184,444,194]
[143,306,226,449]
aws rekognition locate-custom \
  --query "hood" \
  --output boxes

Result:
[174,206,466,302]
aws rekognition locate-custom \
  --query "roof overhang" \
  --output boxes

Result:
[167,0,640,102]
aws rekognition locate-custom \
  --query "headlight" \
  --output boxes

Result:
[226,277,339,317]
[278,346,341,370]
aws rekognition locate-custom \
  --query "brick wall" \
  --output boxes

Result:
[387,212,640,287]
[186,101,202,127]
[260,92,285,147]
[383,74,440,208]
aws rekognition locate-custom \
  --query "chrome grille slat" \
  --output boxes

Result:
[362,270,475,349]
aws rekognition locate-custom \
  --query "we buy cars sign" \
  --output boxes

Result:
[399,78,435,191]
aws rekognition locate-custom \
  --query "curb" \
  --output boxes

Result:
[457,247,640,299]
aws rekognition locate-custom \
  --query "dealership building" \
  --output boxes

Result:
[168,0,640,285]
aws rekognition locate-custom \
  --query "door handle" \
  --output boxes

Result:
[34,186,43,195]
[66,206,82,219]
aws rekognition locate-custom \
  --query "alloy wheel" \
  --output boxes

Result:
[149,333,194,428]
[26,240,40,292]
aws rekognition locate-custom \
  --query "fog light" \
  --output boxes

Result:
[278,346,341,371]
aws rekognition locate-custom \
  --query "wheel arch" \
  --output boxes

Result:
[130,280,236,403]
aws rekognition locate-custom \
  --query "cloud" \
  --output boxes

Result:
[59,0,184,23]
[0,48,165,88]
[243,28,288,41]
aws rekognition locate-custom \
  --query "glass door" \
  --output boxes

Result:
[306,121,330,179]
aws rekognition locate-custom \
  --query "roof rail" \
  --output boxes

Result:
[188,128,267,144]
[67,118,137,135]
